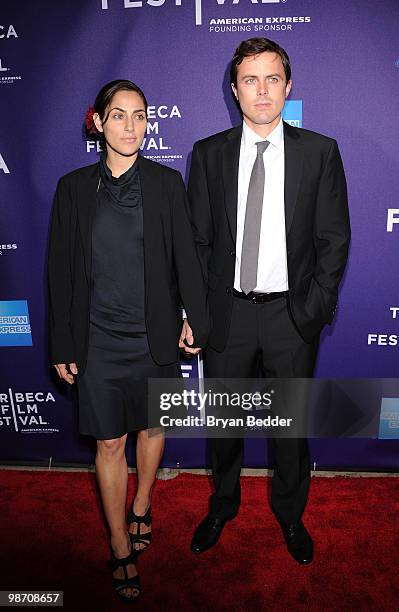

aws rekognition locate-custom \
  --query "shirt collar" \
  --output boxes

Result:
[241,117,283,151]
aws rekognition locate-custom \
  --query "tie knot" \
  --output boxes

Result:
[256,141,269,155]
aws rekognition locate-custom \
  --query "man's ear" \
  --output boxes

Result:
[231,83,238,101]
[285,79,292,98]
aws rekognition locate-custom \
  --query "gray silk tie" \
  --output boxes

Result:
[240,140,270,295]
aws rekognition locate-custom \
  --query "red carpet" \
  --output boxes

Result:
[0,470,398,611]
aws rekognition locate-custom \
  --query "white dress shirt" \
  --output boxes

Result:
[234,118,289,293]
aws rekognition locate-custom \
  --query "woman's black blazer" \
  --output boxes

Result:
[48,156,210,370]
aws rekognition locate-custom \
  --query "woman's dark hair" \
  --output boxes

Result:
[230,38,291,86]
[94,79,148,125]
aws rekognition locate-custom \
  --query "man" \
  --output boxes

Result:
[182,38,350,563]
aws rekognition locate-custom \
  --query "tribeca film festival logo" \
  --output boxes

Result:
[87,104,184,165]
[100,1,304,28]
[0,300,32,347]
[0,389,59,434]
[367,210,399,348]
[367,307,399,348]
[0,23,21,84]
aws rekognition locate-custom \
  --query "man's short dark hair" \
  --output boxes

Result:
[230,37,291,86]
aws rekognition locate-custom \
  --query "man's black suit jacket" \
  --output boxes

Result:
[187,121,350,350]
[48,155,209,371]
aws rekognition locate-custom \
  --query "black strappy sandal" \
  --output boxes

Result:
[110,546,140,603]
[127,505,152,553]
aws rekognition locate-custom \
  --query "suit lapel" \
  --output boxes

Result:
[76,163,100,281]
[283,121,303,235]
[222,125,242,244]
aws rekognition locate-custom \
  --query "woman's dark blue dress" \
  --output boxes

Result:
[78,157,179,439]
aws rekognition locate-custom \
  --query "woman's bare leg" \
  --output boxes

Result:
[96,434,138,598]
[129,429,165,548]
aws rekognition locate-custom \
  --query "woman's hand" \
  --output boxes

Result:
[179,320,201,355]
[54,363,78,385]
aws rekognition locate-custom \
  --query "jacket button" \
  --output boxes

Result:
[226,287,232,294]
[229,250,235,257]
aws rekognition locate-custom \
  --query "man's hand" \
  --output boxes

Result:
[54,362,78,385]
[179,320,201,355]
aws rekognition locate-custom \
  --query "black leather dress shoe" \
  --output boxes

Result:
[280,521,314,564]
[191,515,230,553]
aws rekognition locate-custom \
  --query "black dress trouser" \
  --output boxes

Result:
[204,294,319,524]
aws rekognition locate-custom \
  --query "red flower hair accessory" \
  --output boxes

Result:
[85,106,97,135]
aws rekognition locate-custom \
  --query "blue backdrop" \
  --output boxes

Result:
[1,0,398,468]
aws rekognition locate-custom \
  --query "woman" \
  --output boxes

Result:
[48,80,209,602]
